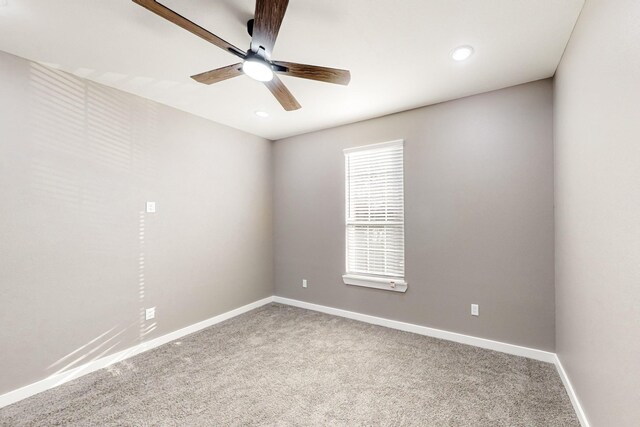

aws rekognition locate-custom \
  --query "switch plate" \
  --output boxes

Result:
[145,202,156,213]
[471,304,479,316]
[302,279,308,288]
[145,307,156,320]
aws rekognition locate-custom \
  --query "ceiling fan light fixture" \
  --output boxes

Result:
[242,58,274,82]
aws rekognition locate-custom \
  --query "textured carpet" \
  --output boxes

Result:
[0,304,578,426]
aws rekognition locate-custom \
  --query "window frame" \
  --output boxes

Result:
[342,139,407,293]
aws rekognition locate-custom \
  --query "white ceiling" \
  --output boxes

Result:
[0,0,584,140]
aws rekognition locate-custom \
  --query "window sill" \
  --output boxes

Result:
[342,274,408,293]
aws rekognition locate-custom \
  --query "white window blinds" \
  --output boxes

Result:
[344,140,405,282]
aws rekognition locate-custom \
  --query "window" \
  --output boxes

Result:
[343,140,407,292]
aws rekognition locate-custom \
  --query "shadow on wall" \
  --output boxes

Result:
[26,62,161,378]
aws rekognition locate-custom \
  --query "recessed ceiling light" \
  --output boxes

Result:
[242,58,274,82]
[255,111,269,118]
[451,45,474,61]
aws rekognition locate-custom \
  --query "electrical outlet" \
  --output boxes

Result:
[471,304,479,316]
[145,307,156,320]
[145,201,156,213]
[302,279,308,288]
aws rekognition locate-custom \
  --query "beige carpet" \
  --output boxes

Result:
[0,303,578,426]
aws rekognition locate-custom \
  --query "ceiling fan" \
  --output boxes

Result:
[132,0,351,111]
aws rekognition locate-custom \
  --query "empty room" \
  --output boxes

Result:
[0,0,638,425]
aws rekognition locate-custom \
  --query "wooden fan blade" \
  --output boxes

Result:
[251,0,289,55]
[263,75,301,111]
[133,0,246,59]
[273,61,351,85]
[191,63,243,84]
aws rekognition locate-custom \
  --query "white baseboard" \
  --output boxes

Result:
[554,355,590,427]
[273,296,556,363]
[0,296,274,409]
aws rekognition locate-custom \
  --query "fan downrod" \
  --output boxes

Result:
[247,19,254,37]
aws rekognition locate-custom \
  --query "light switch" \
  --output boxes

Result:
[145,202,156,213]
[471,304,479,316]
[145,307,156,320]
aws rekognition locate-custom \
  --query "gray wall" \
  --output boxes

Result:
[0,51,273,395]
[274,80,555,351]
[554,0,640,425]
